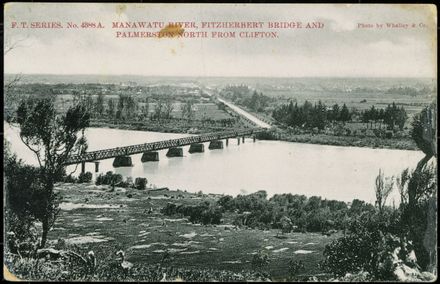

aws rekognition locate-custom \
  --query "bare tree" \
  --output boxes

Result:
[4,36,29,119]
[182,100,195,121]
[375,169,394,214]
[153,100,164,120]
[396,168,410,205]
[163,99,174,119]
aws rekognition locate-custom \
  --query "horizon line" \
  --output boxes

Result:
[4,73,436,80]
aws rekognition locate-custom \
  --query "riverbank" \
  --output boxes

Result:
[233,105,418,151]
[276,132,418,151]
[7,182,338,281]
[89,119,418,151]
[89,119,247,134]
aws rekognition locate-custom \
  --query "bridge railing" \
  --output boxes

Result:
[64,128,265,165]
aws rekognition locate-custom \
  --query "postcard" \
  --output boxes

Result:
[3,3,437,282]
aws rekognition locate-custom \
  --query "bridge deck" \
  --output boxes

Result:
[65,128,266,165]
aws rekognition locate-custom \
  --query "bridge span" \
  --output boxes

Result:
[65,128,267,173]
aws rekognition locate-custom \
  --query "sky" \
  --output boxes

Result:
[3,3,437,78]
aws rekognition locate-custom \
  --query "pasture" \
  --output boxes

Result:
[47,183,339,280]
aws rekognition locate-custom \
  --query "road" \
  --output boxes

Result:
[204,88,272,129]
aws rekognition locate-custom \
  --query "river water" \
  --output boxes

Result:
[4,122,423,204]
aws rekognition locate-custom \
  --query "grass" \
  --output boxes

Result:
[8,183,340,281]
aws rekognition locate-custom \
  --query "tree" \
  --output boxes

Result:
[141,97,150,120]
[374,169,394,214]
[396,106,408,131]
[339,104,351,123]
[383,102,406,131]
[181,100,194,121]
[95,94,104,117]
[154,100,164,120]
[400,103,437,271]
[84,95,95,118]
[280,215,293,234]
[4,37,28,121]
[125,95,137,119]
[163,99,174,119]
[4,145,43,254]
[16,96,90,248]
[107,98,115,117]
[117,94,125,120]
[330,104,340,122]
[410,107,435,171]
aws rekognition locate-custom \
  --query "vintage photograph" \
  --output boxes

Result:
[3,3,437,282]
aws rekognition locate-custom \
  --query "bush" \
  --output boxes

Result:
[95,171,123,186]
[251,251,270,271]
[161,202,223,225]
[63,174,77,183]
[135,178,147,190]
[321,209,417,281]
[4,155,52,254]
[289,259,305,277]
[78,172,93,183]
[161,202,178,216]
[217,195,234,211]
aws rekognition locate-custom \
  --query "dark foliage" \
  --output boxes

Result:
[217,191,372,233]
[161,201,223,225]
[272,101,352,130]
[78,172,93,183]
[135,177,147,190]
[95,171,124,187]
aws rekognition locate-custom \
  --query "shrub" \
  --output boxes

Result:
[4,155,54,254]
[161,202,223,225]
[63,174,77,183]
[161,202,178,216]
[289,259,305,277]
[135,178,147,190]
[217,195,234,211]
[321,210,416,281]
[95,171,123,186]
[78,172,93,183]
[251,251,270,272]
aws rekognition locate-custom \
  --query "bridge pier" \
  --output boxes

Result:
[94,162,100,173]
[113,156,133,168]
[166,147,183,157]
[189,143,204,153]
[209,140,224,150]
[81,162,86,174]
[141,151,159,162]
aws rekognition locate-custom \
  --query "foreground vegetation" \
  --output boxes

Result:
[5,183,339,281]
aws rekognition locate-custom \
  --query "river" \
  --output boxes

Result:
[4,122,423,204]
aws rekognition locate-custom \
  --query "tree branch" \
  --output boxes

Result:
[19,135,43,167]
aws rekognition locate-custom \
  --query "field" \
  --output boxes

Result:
[45,183,340,280]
